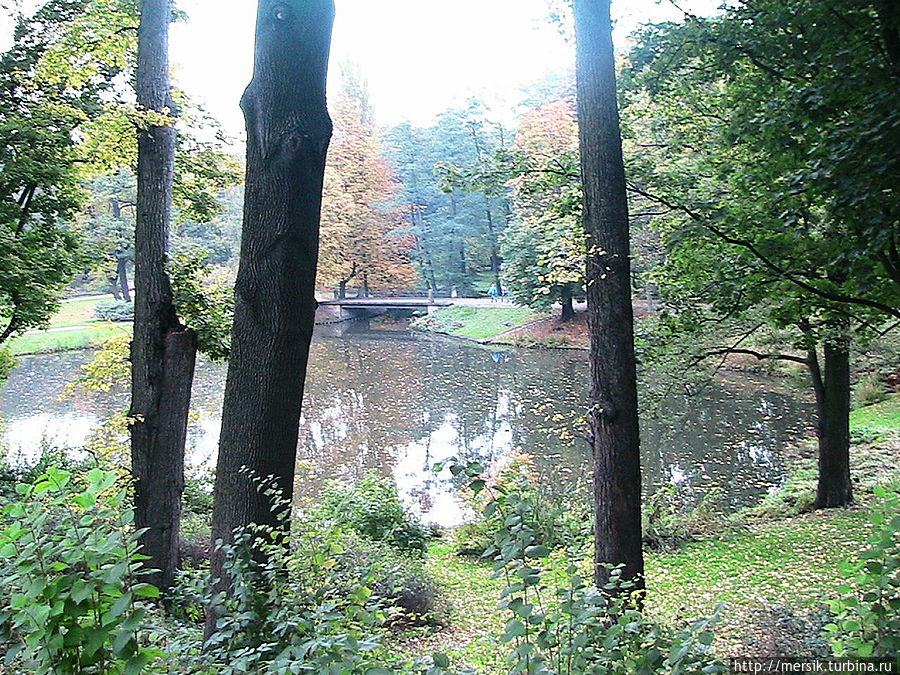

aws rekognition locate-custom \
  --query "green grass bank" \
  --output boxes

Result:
[411,306,540,341]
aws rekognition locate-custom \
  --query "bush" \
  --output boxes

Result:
[194,525,383,673]
[333,534,450,628]
[0,466,162,673]
[854,374,890,409]
[94,299,134,322]
[444,458,726,674]
[0,347,16,387]
[825,487,900,657]
[452,452,587,557]
[642,485,726,551]
[314,471,430,555]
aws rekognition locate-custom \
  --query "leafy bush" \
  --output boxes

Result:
[825,487,900,657]
[333,534,450,628]
[853,374,890,409]
[0,347,17,387]
[169,248,233,362]
[315,471,430,555]
[642,485,726,551]
[444,458,726,674]
[452,452,587,557]
[94,299,134,322]
[0,466,162,673]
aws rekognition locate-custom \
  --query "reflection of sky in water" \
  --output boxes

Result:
[4,412,97,463]
[1,329,815,526]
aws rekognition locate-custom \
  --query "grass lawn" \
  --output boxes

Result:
[411,306,539,341]
[50,297,105,328]
[8,323,131,355]
[850,393,900,435]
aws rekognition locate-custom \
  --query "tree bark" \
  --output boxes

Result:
[208,0,334,632]
[131,0,197,594]
[810,337,854,509]
[574,0,645,593]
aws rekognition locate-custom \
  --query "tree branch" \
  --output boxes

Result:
[627,182,900,320]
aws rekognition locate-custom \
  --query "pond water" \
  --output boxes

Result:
[0,324,814,525]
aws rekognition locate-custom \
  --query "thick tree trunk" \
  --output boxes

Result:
[131,0,197,594]
[809,338,853,509]
[574,0,645,593]
[208,0,334,633]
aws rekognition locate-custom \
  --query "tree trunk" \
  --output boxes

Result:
[809,338,853,509]
[574,0,645,593]
[877,0,900,73]
[207,0,334,633]
[560,286,576,322]
[485,204,502,291]
[110,274,122,300]
[363,272,370,298]
[131,0,197,594]
[117,256,131,303]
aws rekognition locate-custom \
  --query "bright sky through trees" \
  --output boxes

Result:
[0,0,720,138]
[168,0,721,139]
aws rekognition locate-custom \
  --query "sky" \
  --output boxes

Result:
[0,0,722,139]
[168,0,722,140]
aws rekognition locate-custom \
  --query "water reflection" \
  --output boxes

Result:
[0,327,814,525]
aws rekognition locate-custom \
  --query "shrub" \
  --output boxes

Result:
[0,466,162,673]
[825,487,900,657]
[333,534,450,627]
[642,485,726,551]
[444,458,726,674]
[452,452,587,557]
[94,299,134,322]
[192,505,388,673]
[853,374,890,409]
[0,347,16,387]
[314,471,430,554]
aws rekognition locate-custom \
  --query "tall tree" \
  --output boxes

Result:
[501,98,584,321]
[0,0,137,347]
[624,0,900,509]
[574,0,645,590]
[318,69,417,298]
[130,0,197,593]
[208,0,335,628]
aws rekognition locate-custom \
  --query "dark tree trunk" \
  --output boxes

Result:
[574,0,645,593]
[130,0,197,594]
[117,256,132,303]
[560,286,576,322]
[338,261,357,299]
[485,205,502,291]
[109,274,122,300]
[808,338,853,509]
[363,272,370,298]
[207,0,334,633]
[877,0,900,73]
